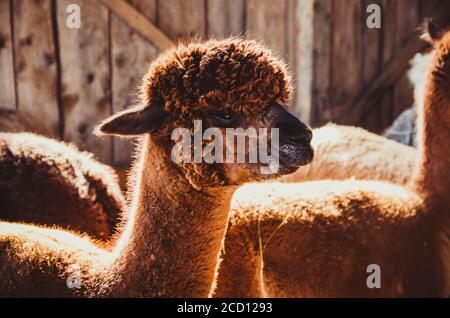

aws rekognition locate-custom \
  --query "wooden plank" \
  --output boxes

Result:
[158,0,206,40]
[418,0,439,20]
[286,0,297,116]
[287,0,314,123]
[330,0,364,125]
[206,0,245,38]
[311,0,332,127]
[360,0,384,132]
[0,0,16,110]
[101,0,172,50]
[57,0,112,163]
[392,0,419,121]
[378,0,397,130]
[246,0,288,58]
[12,0,59,136]
[111,0,159,166]
[362,0,383,83]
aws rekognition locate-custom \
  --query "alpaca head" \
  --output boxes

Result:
[424,23,450,126]
[96,38,313,189]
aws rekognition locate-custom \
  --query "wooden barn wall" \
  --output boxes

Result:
[311,0,445,131]
[0,0,446,167]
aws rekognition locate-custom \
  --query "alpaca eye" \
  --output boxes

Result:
[214,112,235,126]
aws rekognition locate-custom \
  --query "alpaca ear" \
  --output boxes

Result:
[95,101,167,136]
[426,21,443,42]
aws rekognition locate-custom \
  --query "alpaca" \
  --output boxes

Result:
[1,53,428,239]
[0,38,314,297]
[1,123,416,243]
[0,132,124,242]
[213,24,450,297]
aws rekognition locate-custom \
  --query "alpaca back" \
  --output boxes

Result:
[0,221,109,297]
[215,180,444,297]
[279,124,416,185]
[0,133,125,242]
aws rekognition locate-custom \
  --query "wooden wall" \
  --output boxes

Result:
[310,0,445,132]
[0,0,447,167]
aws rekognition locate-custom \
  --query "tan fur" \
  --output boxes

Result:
[141,37,291,118]
[215,181,441,297]
[213,28,450,297]
[0,132,124,242]
[0,135,240,297]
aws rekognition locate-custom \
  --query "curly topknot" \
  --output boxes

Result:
[141,37,292,120]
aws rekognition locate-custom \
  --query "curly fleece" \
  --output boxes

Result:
[139,38,292,189]
[141,37,292,120]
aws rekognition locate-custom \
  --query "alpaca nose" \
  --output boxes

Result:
[263,103,313,145]
[286,126,313,144]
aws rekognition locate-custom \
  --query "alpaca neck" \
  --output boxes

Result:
[104,136,235,297]
[412,77,450,204]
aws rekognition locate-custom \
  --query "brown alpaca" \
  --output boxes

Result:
[0,132,124,242]
[0,38,313,297]
[0,123,416,245]
[2,54,426,240]
[213,25,450,297]
[1,43,429,240]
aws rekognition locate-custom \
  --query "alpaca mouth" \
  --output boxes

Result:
[278,142,314,174]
